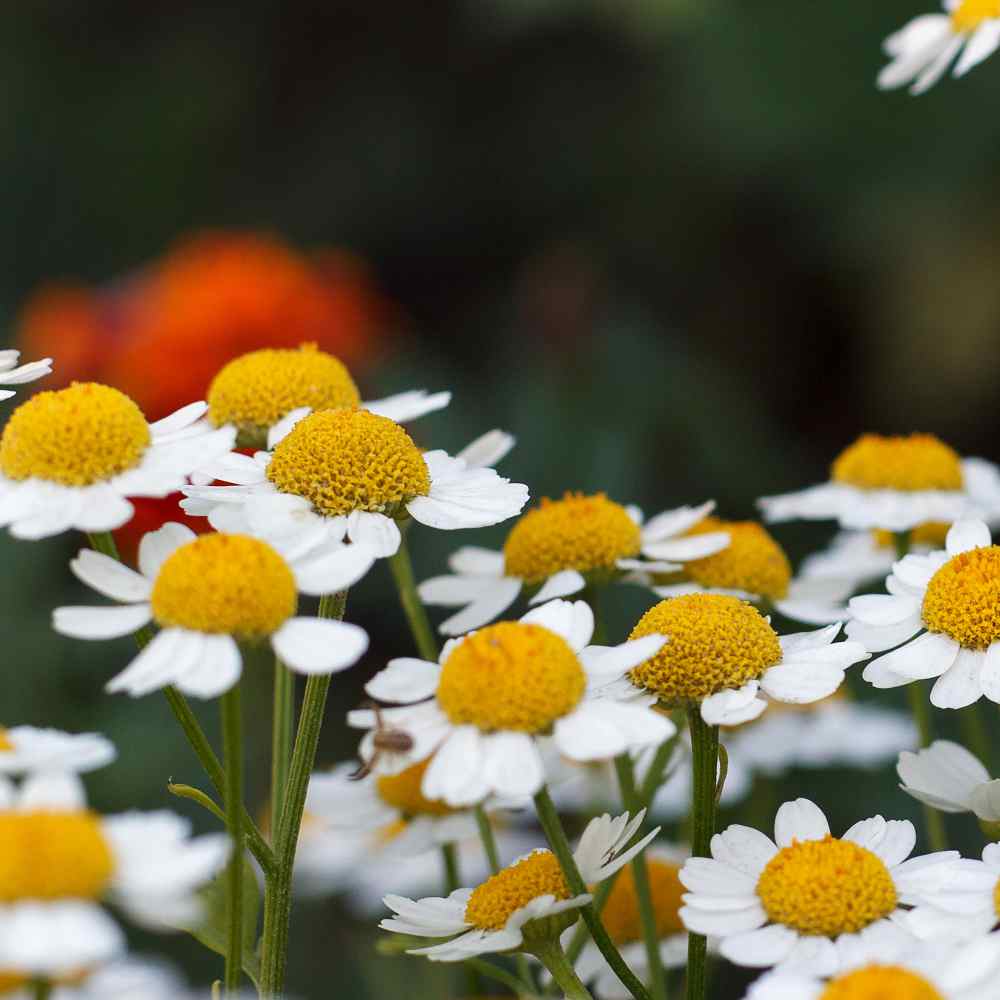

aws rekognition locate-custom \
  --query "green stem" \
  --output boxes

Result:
[441,843,460,893]
[907,682,948,851]
[221,685,244,993]
[258,590,346,998]
[686,709,719,1000]
[464,957,537,996]
[475,804,501,873]
[31,980,51,1000]
[388,528,439,662]
[614,756,666,1000]
[271,656,295,837]
[960,702,993,774]
[533,785,651,1000]
[534,940,595,1000]
[86,532,273,873]
[639,734,679,807]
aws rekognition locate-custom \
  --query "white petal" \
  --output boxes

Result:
[273,618,369,675]
[719,924,799,967]
[18,772,87,810]
[520,599,594,650]
[849,594,921,626]
[911,34,964,94]
[531,569,587,604]
[581,634,667,678]
[759,663,846,705]
[438,578,523,636]
[364,389,451,423]
[69,549,152,603]
[980,642,1000,703]
[422,727,489,806]
[930,648,984,709]
[0,901,124,974]
[456,429,515,469]
[642,532,730,562]
[681,902,768,936]
[774,799,830,847]
[954,19,1000,74]
[481,732,545,797]
[105,628,206,697]
[412,452,529,529]
[710,825,779,877]
[173,634,243,699]
[946,518,992,556]
[294,543,378,595]
[347,510,401,557]
[138,522,197,581]
[365,658,441,703]
[447,546,506,576]
[701,684,768,726]
[53,603,153,640]
[267,407,310,449]
[640,501,716,542]
[148,401,208,438]
[868,631,959,681]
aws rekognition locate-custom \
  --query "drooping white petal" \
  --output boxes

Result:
[866,631,959,681]
[105,628,206,697]
[347,510,402,557]
[930,648,985,709]
[438,578,523,636]
[273,617,369,675]
[481,732,545,798]
[70,549,152,603]
[173,634,243,699]
[294,543,378,595]
[53,603,153,640]
[530,569,586,605]
[456,429,515,469]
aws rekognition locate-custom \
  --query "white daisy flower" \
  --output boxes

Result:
[852,519,1000,709]
[180,406,528,581]
[380,810,658,961]
[0,726,115,776]
[568,845,690,999]
[0,351,52,403]
[619,594,869,727]
[304,757,518,860]
[353,599,676,805]
[898,740,1000,824]
[679,797,959,975]
[200,342,451,451]
[0,771,229,977]
[629,517,854,626]
[745,924,1000,1000]
[0,382,235,540]
[417,496,727,637]
[759,434,997,532]
[52,523,369,700]
[878,0,1000,96]
[727,697,917,776]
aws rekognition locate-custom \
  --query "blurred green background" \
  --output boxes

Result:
[4,1,1000,996]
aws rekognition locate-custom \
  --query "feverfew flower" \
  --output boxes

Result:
[0,383,235,539]
[619,594,869,726]
[418,496,727,637]
[0,351,51,402]
[898,740,1000,824]
[680,798,959,975]
[853,520,1000,709]
[759,434,999,532]
[380,810,657,961]
[878,0,1000,96]
[354,599,675,805]
[0,772,228,977]
[0,727,115,776]
[53,524,369,699]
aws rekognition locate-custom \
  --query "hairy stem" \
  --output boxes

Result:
[221,684,244,993]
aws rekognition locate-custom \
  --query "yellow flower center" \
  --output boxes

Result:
[0,975,29,995]
[502,493,641,585]
[437,622,587,733]
[684,518,791,600]
[831,434,963,492]
[922,545,1000,650]
[375,758,455,817]
[0,811,115,901]
[627,594,782,704]
[266,407,430,518]
[601,858,686,946]
[820,966,943,1000]
[952,0,1000,32]
[206,343,361,441]
[757,835,897,937]
[464,850,571,930]
[0,382,150,487]
[0,729,12,753]
[873,522,951,550]
[993,875,1000,920]
[151,533,297,638]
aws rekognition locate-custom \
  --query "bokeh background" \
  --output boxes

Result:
[4,1,1000,996]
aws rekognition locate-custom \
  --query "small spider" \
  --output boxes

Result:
[349,701,415,780]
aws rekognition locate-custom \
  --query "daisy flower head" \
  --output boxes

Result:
[879,0,1000,96]
[0,382,235,539]
[622,593,869,727]
[853,519,1000,709]
[53,523,370,699]
[203,342,451,450]
[680,797,959,975]
[745,926,1000,1000]
[758,434,997,533]
[0,727,115,776]
[631,516,854,626]
[1,958,185,1000]
[0,771,229,978]
[181,406,528,573]
[417,496,727,637]
[380,809,658,961]
[0,350,52,403]
[570,845,690,998]
[355,599,675,805]
[898,741,1000,830]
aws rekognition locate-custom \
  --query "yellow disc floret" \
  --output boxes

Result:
[266,408,430,517]
[464,850,571,930]
[0,730,12,753]
[206,343,361,438]
[437,622,586,733]
[375,758,454,817]
[151,533,297,638]
[601,857,686,945]
[820,965,943,1000]
[0,811,114,901]
[873,522,951,550]
[502,493,641,585]
[952,0,1000,31]
[0,382,150,487]
[627,594,782,704]
[922,545,1000,649]
[0,975,29,995]
[757,835,897,937]
[831,434,963,492]
[684,518,791,600]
